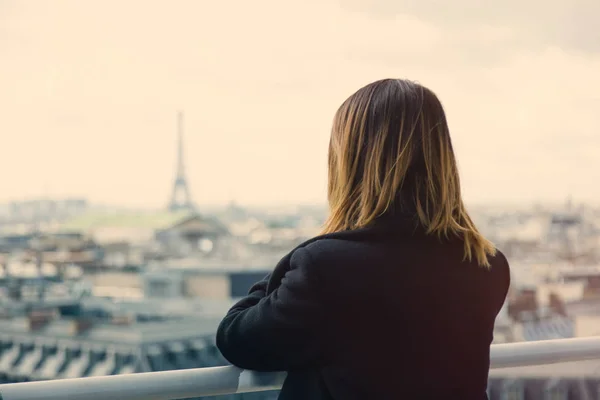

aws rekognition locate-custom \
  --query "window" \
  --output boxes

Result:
[148,280,169,298]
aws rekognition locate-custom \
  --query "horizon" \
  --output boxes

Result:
[0,196,591,213]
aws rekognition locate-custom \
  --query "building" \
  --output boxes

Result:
[154,214,229,258]
[0,313,225,384]
[0,276,228,384]
[142,258,271,301]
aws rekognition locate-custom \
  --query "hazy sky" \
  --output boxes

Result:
[2,0,600,208]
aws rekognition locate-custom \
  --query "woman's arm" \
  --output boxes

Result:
[216,246,326,372]
[225,273,271,311]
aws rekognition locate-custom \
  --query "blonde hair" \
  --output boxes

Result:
[322,79,496,267]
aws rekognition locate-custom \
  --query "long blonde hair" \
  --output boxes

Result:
[322,79,495,267]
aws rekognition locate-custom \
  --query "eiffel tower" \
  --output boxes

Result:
[168,111,196,213]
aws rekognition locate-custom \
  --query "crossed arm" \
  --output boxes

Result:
[216,247,327,371]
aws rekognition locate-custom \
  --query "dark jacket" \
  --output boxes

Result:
[216,213,510,399]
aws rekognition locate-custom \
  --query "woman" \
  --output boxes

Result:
[216,79,510,399]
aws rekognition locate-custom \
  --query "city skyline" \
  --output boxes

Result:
[1,0,600,208]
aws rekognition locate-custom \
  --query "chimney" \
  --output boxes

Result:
[71,318,93,335]
[507,288,539,322]
[548,292,567,317]
[582,276,600,297]
[28,309,55,331]
[112,314,134,326]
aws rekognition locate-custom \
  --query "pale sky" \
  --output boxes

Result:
[1,0,600,209]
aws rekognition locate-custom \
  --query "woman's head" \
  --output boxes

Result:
[323,78,495,267]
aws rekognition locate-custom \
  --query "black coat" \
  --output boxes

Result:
[216,213,510,399]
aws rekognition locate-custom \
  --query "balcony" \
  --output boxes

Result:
[1,336,600,400]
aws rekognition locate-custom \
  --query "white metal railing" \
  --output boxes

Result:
[1,336,600,400]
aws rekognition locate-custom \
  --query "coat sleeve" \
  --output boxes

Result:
[216,246,327,371]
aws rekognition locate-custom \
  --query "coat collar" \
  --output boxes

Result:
[266,210,425,293]
[297,208,425,248]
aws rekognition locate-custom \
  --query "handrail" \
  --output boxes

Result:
[2,336,600,400]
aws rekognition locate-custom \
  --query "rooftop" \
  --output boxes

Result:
[59,211,194,232]
[0,316,221,347]
[0,316,225,382]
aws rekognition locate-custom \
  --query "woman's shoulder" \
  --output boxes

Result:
[296,237,373,260]
[287,237,382,279]
[487,248,511,284]
[488,248,511,274]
